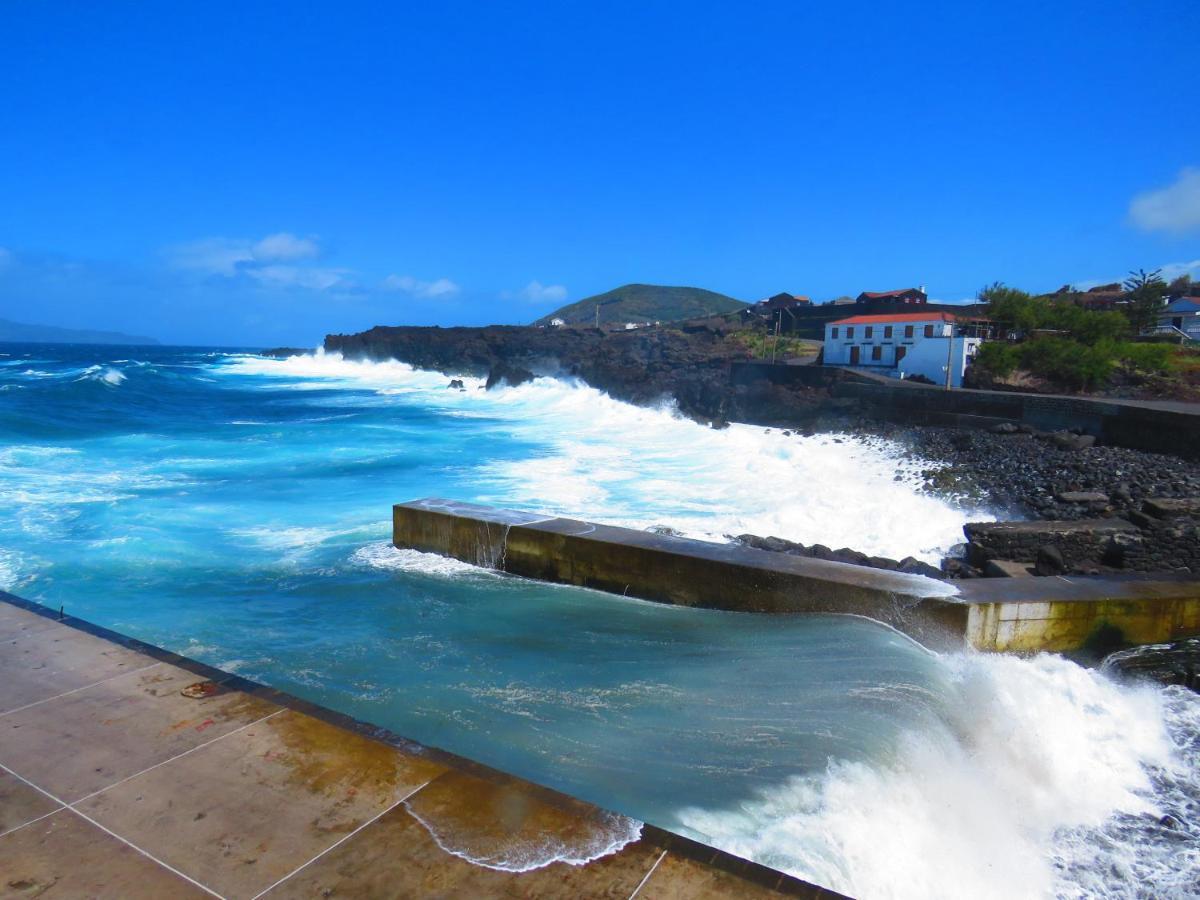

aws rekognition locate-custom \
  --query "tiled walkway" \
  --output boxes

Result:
[0,596,845,899]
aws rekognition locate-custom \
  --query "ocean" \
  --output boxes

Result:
[1,343,1197,898]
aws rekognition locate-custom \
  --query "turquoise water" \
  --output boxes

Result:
[1,343,1196,898]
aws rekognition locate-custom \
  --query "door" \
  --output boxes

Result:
[895,346,907,365]
[849,346,860,365]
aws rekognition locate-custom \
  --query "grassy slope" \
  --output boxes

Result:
[534,283,747,326]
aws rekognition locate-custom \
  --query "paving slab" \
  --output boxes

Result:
[0,625,152,714]
[0,663,281,802]
[0,769,61,837]
[638,851,816,899]
[0,603,64,641]
[0,809,211,899]
[77,708,450,898]
[263,779,662,899]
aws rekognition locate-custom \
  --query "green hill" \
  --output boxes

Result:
[534,284,747,327]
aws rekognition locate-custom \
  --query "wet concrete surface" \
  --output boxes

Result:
[0,594,845,899]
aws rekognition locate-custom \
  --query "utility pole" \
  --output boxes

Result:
[771,308,782,364]
[944,320,954,390]
[595,305,600,329]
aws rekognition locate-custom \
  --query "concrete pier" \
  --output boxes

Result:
[0,592,843,899]
[394,498,1200,654]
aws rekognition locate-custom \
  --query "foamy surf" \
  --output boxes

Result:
[76,364,126,385]
[222,350,993,562]
[403,800,643,872]
[350,541,498,578]
[677,652,1194,900]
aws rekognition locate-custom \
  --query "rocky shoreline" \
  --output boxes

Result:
[314,323,1200,581]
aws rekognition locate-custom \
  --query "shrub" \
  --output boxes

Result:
[1119,342,1175,375]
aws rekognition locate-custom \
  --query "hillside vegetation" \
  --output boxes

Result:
[534,283,746,326]
[967,277,1191,396]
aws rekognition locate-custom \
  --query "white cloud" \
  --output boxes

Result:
[165,232,351,291]
[252,233,319,262]
[168,232,322,276]
[1074,259,1200,292]
[513,280,568,304]
[1129,168,1200,234]
[248,265,350,291]
[382,274,461,298]
[168,237,254,276]
[1159,259,1200,282]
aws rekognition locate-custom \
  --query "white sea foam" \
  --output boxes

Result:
[404,800,643,872]
[0,548,28,590]
[349,541,496,578]
[218,351,992,562]
[75,364,126,385]
[678,652,1190,900]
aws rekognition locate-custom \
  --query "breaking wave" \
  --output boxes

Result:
[220,350,993,562]
[678,652,1198,900]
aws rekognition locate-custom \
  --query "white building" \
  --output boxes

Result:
[823,312,983,388]
[1155,298,1200,340]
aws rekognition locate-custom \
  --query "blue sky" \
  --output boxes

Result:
[1,1,1197,346]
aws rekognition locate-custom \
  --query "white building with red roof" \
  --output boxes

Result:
[823,311,983,388]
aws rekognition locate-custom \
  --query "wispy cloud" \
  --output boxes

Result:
[381,274,461,298]
[248,265,351,291]
[167,232,324,277]
[164,232,351,292]
[506,280,567,304]
[1129,168,1200,235]
[251,233,319,262]
[1075,258,1200,291]
[1160,259,1200,282]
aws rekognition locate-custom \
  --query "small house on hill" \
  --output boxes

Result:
[745,292,811,326]
[854,287,927,305]
[823,311,984,388]
[1157,298,1200,340]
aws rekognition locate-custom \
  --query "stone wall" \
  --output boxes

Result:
[964,519,1140,572]
[728,362,1200,458]
[834,380,1200,459]
[964,510,1200,576]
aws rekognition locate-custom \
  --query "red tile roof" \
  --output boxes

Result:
[829,312,959,326]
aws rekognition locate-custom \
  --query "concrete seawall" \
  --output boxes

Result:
[394,499,1200,654]
[0,591,843,899]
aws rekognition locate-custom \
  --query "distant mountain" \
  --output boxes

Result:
[0,317,159,345]
[534,284,747,327]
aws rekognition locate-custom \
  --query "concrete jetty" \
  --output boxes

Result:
[0,592,843,899]
[393,499,1200,654]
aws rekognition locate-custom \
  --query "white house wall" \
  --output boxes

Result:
[823,320,980,387]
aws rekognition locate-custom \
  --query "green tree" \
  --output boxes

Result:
[1123,268,1168,334]
[1167,273,1193,299]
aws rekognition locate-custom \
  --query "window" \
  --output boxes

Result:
[831,327,839,339]
[924,324,934,338]
[884,326,893,338]
[846,326,855,338]
[904,325,914,338]
[871,346,882,361]
[865,326,874,338]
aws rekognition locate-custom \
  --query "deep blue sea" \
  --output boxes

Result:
[1,343,1197,898]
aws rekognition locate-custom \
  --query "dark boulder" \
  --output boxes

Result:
[1103,638,1200,692]
[484,364,535,390]
[898,556,944,578]
[1034,544,1066,576]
